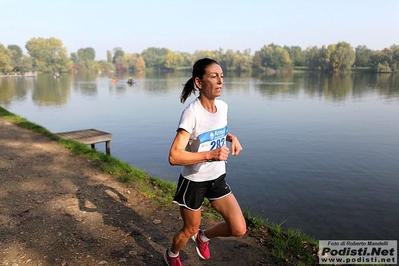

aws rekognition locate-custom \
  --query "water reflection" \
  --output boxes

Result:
[352,73,399,99]
[250,72,399,101]
[255,74,299,97]
[2,72,398,106]
[320,74,353,101]
[375,74,399,96]
[73,82,98,96]
[108,83,128,95]
[0,78,30,105]
[31,75,71,106]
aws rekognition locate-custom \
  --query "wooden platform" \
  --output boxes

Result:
[56,129,112,155]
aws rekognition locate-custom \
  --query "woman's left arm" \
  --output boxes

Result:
[227,133,243,156]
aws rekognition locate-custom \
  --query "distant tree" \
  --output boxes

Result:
[141,47,158,68]
[179,52,193,69]
[253,44,291,70]
[97,60,115,73]
[7,45,23,69]
[213,48,224,64]
[370,46,399,72]
[76,47,96,70]
[123,53,138,70]
[275,46,292,68]
[19,55,33,72]
[135,56,146,71]
[252,52,262,69]
[70,52,78,63]
[7,45,23,59]
[379,48,393,63]
[284,45,305,66]
[391,44,399,59]
[164,51,184,70]
[390,44,399,72]
[192,49,223,64]
[0,43,12,71]
[369,50,381,70]
[375,62,391,73]
[112,47,124,64]
[107,50,112,63]
[313,42,355,72]
[305,46,320,70]
[223,49,235,70]
[354,45,372,67]
[25,37,72,72]
[331,42,355,71]
[233,49,253,72]
[318,45,332,71]
[114,56,127,71]
[141,47,170,68]
[78,47,95,61]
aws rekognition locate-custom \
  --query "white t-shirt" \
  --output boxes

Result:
[177,98,229,182]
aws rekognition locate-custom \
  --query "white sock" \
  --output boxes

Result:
[168,248,179,258]
[200,230,210,242]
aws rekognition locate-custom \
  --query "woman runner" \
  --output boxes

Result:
[164,58,247,266]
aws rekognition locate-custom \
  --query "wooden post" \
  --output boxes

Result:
[105,141,111,155]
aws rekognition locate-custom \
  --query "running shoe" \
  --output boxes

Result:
[163,249,182,266]
[191,229,210,259]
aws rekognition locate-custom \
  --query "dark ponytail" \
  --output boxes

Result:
[180,77,196,103]
[180,58,219,103]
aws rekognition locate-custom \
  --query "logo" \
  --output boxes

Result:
[210,132,215,140]
[318,240,397,265]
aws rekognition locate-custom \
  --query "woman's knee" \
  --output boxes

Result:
[231,224,247,237]
[229,220,247,237]
[182,224,200,237]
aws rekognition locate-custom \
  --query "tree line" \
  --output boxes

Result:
[1,37,398,74]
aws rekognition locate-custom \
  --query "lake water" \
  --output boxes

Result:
[1,71,398,241]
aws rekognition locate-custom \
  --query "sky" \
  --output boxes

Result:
[1,0,398,60]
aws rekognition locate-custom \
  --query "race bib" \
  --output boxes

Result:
[197,126,228,152]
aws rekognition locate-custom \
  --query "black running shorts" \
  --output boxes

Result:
[173,174,232,211]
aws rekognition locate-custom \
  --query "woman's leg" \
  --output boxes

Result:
[205,194,246,239]
[170,206,202,254]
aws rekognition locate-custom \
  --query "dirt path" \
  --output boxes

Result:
[0,118,274,266]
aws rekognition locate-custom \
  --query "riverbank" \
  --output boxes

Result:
[0,74,21,78]
[0,106,319,265]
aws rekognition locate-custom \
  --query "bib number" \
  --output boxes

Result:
[210,137,226,150]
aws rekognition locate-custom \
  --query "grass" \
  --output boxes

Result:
[293,66,375,73]
[3,105,372,265]
[244,211,319,265]
[350,67,373,72]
